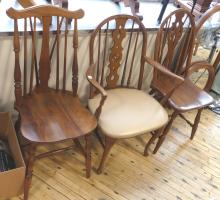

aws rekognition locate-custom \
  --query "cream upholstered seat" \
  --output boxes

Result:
[88,88,168,139]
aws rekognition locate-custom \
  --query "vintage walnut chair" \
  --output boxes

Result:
[86,14,186,174]
[7,5,97,200]
[144,9,214,154]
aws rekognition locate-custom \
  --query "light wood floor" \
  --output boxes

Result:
[10,108,220,200]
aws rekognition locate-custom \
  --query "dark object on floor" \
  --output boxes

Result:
[209,98,220,114]
[0,139,15,172]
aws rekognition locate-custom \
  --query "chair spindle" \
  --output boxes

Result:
[23,18,27,96]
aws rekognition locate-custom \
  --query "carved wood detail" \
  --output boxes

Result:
[72,19,79,96]
[106,18,127,88]
[155,9,195,75]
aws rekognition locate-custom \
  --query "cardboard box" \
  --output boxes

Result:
[0,112,25,199]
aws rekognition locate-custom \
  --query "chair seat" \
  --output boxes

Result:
[88,88,168,139]
[169,79,214,112]
[18,89,97,143]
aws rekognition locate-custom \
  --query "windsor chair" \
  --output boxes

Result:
[144,9,214,154]
[7,5,96,200]
[85,14,186,173]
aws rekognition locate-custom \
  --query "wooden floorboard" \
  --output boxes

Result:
[9,108,220,200]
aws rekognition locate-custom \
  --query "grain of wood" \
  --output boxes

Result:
[9,108,220,200]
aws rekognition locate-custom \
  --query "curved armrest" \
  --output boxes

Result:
[144,56,184,104]
[185,61,215,92]
[86,63,107,119]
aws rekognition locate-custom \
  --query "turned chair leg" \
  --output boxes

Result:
[153,111,178,154]
[97,136,116,174]
[144,128,163,156]
[85,134,92,178]
[190,109,203,140]
[24,144,36,200]
[95,128,105,148]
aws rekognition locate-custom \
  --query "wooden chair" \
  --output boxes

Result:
[144,9,214,154]
[86,14,185,174]
[7,5,97,200]
[194,4,220,71]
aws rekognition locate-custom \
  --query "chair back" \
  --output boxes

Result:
[89,15,147,95]
[6,5,84,107]
[155,9,195,76]
[195,4,220,72]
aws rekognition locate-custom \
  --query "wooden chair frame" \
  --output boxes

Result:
[86,14,184,173]
[7,5,96,200]
[144,9,214,154]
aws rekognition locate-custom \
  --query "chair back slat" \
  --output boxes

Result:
[63,18,68,92]
[39,16,51,89]
[97,29,101,80]
[56,16,60,91]
[29,17,39,87]
[23,17,27,96]
[29,17,37,94]
[50,17,64,60]
[101,22,109,86]
[89,15,147,94]
[7,5,84,105]
[106,17,127,89]
[72,19,79,96]
[127,30,139,86]
[121,20,135,86]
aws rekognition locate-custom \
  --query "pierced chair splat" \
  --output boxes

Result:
[86,14,179,174]
[145,9,214,154]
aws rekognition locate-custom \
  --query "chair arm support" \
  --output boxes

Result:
[185,61,215,92]
[144,56,185,105]
[144,56,184,81]
[86,64,107,119]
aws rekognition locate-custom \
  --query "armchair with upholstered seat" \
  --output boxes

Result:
[86,14,184,174]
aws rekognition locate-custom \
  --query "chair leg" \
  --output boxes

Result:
[85,134,92,178]
[73,138,85,156]
[190,109,203,140]
[15,116,21,134]
[153,111,178,154]
[144,128,163,156]
[95,128,105,148]
[97,136,116,174]
[24,144,36,200]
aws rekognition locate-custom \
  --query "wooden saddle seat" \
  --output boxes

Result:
[168,79,214,112]
[88,88,168,139]
[18,88,97,143]
[7,5,95,200]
